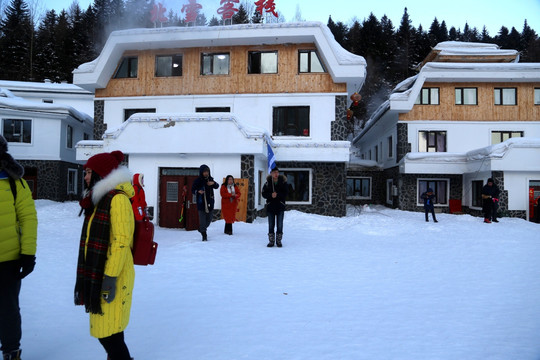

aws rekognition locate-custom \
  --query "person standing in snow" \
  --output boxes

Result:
[131,173,147,221]
[491,181,500,223]
[75,151,135,360]
[420,188,438,223]
[220,175,240,235]
[262,166,288,247]
[0,135,37,360]
[481,178,497,223]
[191,164,219,241]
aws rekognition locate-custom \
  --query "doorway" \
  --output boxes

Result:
[529,180,540,223]
[159,168,199,230]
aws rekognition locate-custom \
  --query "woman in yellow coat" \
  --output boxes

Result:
[75,151,135,360]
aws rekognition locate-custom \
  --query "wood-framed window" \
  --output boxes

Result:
[155,54,182,77]
[2,118,32,143]
[491,131,523,144]
[201,52,230,75]
[415,87,439,105]
[298,50,325,73]
[272,106,310,137]
[248,51,278,74]
[347,177,371,199]
[494,87,517,105]
[114,57,138,78]
[455,87,477,105]
[419,131,446,152]
[418,179,448,206]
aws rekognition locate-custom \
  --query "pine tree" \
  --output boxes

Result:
[251,9,262,24]
[33,9,60,82]
[55,10,73,82]
[0,0,33,80]
[520,20,539,61]
[232,4,249,24]
[208,15,221,26]
[124,0,154,29]
[395,7,415,81]
[480,26,492,43]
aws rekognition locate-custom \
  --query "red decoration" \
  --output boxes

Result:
[182,0,202,23]
[218,0,240,20]
[346,108,353,121]
[150,3,168,24]
[254,0,278,18]
[350,92,362,106]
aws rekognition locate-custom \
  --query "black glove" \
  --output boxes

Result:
[19,254,36,279]
[101,275,117,303]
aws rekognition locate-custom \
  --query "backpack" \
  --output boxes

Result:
[114,190,157,266]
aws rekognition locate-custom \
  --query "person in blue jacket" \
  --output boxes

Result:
[421,188,438,222]
[191,164,219,241]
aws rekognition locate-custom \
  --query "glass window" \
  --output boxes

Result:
[201,53,230,75]
[283,169,311,203]
[375,145,379,162]
[84,133,90,140]
[415,88,439,105]
[455,88,477,105]
[2,119,32,143]
[387,136,393,158]
[248,51,278,74]
[166,182,179,202]
[196,107,231,112]
[299,50,325,73]
[491,131,523,144]
[124,108,156,122]
[347,177,371,199]
[419,131,446,152]
[386,179,394,204]
[471,180,483,207]
[67,125,73,148]
[155,54,182,77]
[535,88,540,105]
[272,106,310,136]
[67,169,77,194]
[494,88,517,105]
[114,57,138,78]
[418,179,448,205]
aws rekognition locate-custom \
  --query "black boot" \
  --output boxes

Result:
[224,223,228,234]
[228,223,233,235]
[201,231,207,241]
[276,233,283,247]
[3,349,21,360]
[267,233,275,247]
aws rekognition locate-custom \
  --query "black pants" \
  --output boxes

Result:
[0,261,22,354]
[98,331,131,360]
[424,207,437,221]
[198,210,213,234]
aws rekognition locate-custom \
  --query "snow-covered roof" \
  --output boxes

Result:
[0,80,93,95]
[433,41,518,57]
[0,87,93,123]
[73,21,366,92]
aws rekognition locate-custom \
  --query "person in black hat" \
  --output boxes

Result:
[420,187,438,222]
[262,166,288,247]
[0,134,38,360]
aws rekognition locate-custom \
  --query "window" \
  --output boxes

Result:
[196,107,231,112]
[375,145,379,162]
[491,131,523,144]
[2,119,32,143]
[155,54,182,77]
[201,53,230,75]
[42,99,53,104]
[387,136,393,158]
[283,169,311,203]
[415,88,439,105]
[67,169,77,194]
[494,88,517,105]
[418,179,448,205]
[84,133,90,140]
[419,131,446,152]
[272,106,310,136]
[67,125,73,148]
[299,50,325,73]
[471,180,483,207]
[166,182,179,202]
[347,177,371,199]
[114,57,138,78]
[455,87,477,105]
[535,88,540,105]
[248,51,278,74]
[386,179,394,205]
[124,108,156,122]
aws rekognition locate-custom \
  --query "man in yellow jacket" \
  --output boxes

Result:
[0,135,38,360]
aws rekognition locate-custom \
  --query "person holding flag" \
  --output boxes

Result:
[262,144,288,247]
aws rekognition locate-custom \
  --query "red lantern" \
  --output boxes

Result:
[347,108,353,121]
[350,92,362,106]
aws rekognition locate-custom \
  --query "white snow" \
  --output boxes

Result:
[19,200,540,359]
[433,41,519,57]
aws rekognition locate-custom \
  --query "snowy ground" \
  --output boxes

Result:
[20,201,540,359]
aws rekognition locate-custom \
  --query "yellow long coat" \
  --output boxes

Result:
[86,181,135,338]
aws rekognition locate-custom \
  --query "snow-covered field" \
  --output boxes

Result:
[20,201,540,359]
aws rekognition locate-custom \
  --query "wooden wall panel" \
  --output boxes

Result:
[96,44,346,98]
[399,82,539,122]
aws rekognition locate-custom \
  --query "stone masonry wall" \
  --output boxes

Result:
[18,160,83,201]
[332,95,351,141]
[94,100,106,139]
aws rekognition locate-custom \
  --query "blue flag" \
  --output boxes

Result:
[267,144,276,174]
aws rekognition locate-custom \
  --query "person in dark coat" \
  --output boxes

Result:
[481,178,497,223]
[262,166,288,247]
[191,164,219,241]
[491,181,500,223]
[420,188,438,222]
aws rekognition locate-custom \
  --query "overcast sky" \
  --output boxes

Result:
[42,0,539,35]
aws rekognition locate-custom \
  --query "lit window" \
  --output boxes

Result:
[201,53,230,75]
[155,54,182,77]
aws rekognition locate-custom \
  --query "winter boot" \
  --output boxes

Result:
[224,223,228,234]
[3,349,21,360]
[228,223,233,235]
[276,233,283,248]
[267,233,275,247]
[202,231,208,241]
[484,218,491,223]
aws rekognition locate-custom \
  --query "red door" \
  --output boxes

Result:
[158,169,199,230]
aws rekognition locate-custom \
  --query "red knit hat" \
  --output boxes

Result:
[83,150,124,178]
